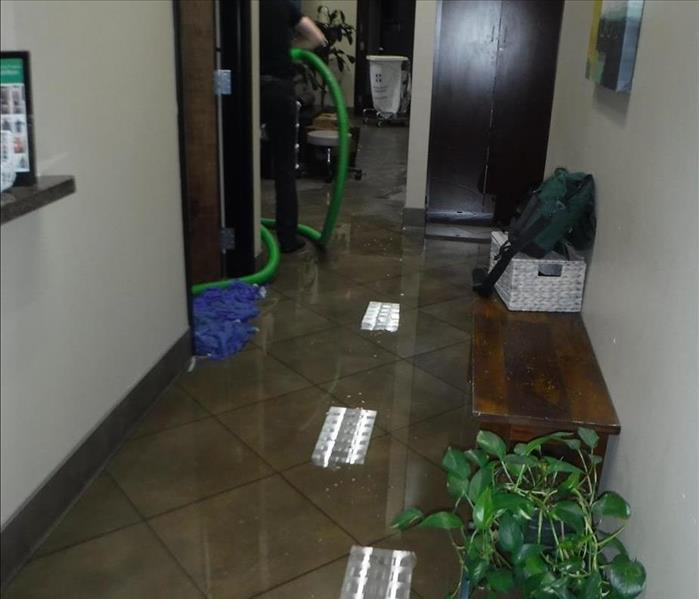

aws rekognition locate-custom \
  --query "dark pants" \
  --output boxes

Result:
[261,76,298,247]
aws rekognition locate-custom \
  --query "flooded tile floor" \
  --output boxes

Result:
[5,125,490,598]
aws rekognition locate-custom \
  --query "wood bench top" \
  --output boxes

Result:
[472,297,620,435]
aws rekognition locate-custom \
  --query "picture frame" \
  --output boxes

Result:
[1,51,37,186]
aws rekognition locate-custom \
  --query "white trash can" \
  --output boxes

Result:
[366,55,411,119]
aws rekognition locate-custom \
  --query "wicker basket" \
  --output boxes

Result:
[489,231,586,312]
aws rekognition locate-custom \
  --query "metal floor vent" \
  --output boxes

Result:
[361,302,400,332]
[340,546,417,599]
[312,407,377,469]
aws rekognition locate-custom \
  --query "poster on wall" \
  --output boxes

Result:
[1,51,36,186]
[586,0,645,93]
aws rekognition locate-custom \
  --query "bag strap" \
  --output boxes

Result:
[472,217,551,298]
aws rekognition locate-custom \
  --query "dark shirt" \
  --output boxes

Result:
[260,0,303,79]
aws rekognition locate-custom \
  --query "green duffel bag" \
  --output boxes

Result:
[473,168,596,297]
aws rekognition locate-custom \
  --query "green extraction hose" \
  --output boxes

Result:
[192,48,349,295]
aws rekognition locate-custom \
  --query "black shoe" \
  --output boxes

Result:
[280,237,306,254]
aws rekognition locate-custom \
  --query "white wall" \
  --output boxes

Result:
[301,0,357,107]
[405,0,438,212]
[545,1,699,596]
[0,0,188,525]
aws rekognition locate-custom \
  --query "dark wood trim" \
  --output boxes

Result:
[172,0,194,332]
[0,331,191,588]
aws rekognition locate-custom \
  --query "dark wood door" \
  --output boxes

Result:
[489,0,563,223]
[426,0,501,221]
[354,0,416,113]
[426,0,562,225]
[176,0,221,285]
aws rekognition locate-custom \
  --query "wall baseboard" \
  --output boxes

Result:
[403,206,426,227]
[0,331,191,588]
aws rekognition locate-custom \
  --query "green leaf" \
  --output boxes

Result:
[473,487,494,530]
[498,512,524,553]
[543,456,583,474]
[464,448,489,468]
[503,453,537,477]
[591,455,603,466]
[513,543,546,566]
[561,437,582,451]
[607,554,646,598]
[486,568,514,592]
[598,529,628,557]
[447,473,470,500]
[468,464,492,503]
[558,471,581,496]
[418,511,464,530]
[578,427,599,449]
[524,432,573,455]
[391,507,424,530]
[477,430,507,459]
[514,442,528,455]
[524,554,548,577]
[551,501,585,533]
[593,492,631,520]
[493,492,534,519]
[467,559,489,586]
[442,448,471,479]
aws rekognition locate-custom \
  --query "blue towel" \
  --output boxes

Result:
[193,282,264,360]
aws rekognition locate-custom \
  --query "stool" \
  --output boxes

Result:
[306,129,363,182]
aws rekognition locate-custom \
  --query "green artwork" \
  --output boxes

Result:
[586,0,645,93]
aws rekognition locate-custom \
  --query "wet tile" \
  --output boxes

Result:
[294,284,380,325]
[284,436,452,545]
[391,406,480,467]
[321,361,465,432]
[363,271,464,308]
[5,524,201,599]
[150,475,353,599]
[269,257,342,296]
[253,299,335,346]
[108,419,272,516]
[356,309,467,359]
[376,528,461,599]
[217,387,376,471]
[412,342,472,393]
[257,557,423,599]
[419,296,474,332]
[176,348,311,414]
[35,474,141,557]
[328,253,416,284]
[131,386,209,439]
[269,328,396,384]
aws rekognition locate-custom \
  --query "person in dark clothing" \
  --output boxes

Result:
[260,0,326,253]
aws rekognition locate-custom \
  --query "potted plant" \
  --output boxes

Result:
[295,5,355,110]
[392,428,646,598]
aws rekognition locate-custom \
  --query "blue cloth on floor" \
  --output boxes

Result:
[193,282,264,360]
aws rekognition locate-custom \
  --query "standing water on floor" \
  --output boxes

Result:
[5,124,491,599]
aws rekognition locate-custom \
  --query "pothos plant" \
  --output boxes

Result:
[392,428,646,599]
[296,5,356,109]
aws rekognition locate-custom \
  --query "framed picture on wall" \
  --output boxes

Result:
[585,0,645,94]
[1,51,37,186]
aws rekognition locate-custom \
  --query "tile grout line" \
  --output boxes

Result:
[106,472,208,598]
[277,469,364,547]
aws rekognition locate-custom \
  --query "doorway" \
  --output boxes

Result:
[175,0,256,290]
[354,0,416,114]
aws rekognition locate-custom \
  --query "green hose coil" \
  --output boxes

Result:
[191,48,349,295]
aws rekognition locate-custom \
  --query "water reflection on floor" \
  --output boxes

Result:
[5,125,490,598]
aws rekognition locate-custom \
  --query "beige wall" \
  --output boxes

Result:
[301,0,357,107]
[0,0,188,524]
[545,1,699,596]
[405,0,438,211]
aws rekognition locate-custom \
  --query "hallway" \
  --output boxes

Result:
[5,126,489,598]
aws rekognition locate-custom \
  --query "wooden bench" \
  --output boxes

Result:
[471,296,620,461]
